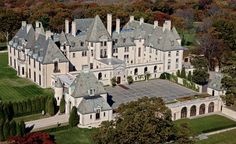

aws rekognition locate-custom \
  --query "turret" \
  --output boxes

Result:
[54,78,63,106]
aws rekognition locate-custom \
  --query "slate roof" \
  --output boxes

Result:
[86,15,112,42]
[74,18,94,34]
[77,95,112,114]
[55,77,63,88]
[208,72,224,91]
[71,72,106,98]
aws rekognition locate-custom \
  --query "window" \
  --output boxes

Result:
[29,58,31,65]
[9,47,11,53]
[101,41,103,46]
[168,59,171,70]
[89,89,95,96]
[10,57,12,66]
[73,53,76,58]
[113,48,118,53]
[14,59,16,68]
[91,50,93,56]
[154,66,157,73]
[104,49,107,57]
[138,47,141,57]
[156,49,158,55]
[134,68,138,75]
[34,72,36,82]
[29,69,31,78]
[125,47,129,52]
[53,61,60,73]
[176,58,179,69]
[34,59,36,68]
[91,43,93,47]
[168,51,171,57]
[14,49,15,56]
[104,41,107,46]
[82,51,87,57]
[39,74,41,85]
[104,112,106,117]
[124,54,129,59]
[90,115,92,119]
[98,72,102,80]
[39,63,41,71]
[90,63,93,69]
[80,42,84,47]
[96,109,100,120]
[176,51,179,56]
[22,67,24,75]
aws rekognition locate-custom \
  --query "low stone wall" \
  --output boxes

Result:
[222,107,236,120]
[176,77,203,93]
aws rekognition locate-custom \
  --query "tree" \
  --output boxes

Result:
[110,77,116,87]
[9,120,16,137]
[187,71,192,81]
[16,122,21,136]
[180,67,186,78]
[176,70,181,77]
[69,106,80,127]
[19,121,25,137]
[127,76,134,85]
[3,120,10,139]
[191,56,208,70]
[59,96,66,114]
[192,69,209,85]
[0,119,4,141]
[93,97,193,144]
[46,97,56,116]
[225,94,234,106]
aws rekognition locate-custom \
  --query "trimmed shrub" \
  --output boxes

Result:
[180,68,186,78]
[69,106,80,127]
[127,76,133,84]
[59,96,66,114]
[176,70,181,77]
[187,71,192,81]
[9,120,16,137]
[111,77,116,87]
[159,72,171,80]
[3,120,10,139]
[46,97,56,116]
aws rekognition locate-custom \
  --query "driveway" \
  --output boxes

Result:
[105,79,198,108]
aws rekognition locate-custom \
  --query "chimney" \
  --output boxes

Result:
[140,17,144,25]
[21,21,26,28]
[154,21,158,29]
[130,16,134,22]
[65,19,69,34]
[116,18,120,34]
[107,14,112,35]
[46,31,52,40]
[163,20,171,31]
[71,21,76,37]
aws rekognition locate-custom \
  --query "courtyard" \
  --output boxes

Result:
[105,79,198,108]
[0,53,52,102]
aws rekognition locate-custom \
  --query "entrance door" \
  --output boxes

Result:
[117,76,121,84]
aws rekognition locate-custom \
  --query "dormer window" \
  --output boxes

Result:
[88,88,95,96]
[81,42,84,47]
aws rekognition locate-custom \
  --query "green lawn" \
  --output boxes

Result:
[51,127,97,144]
[196,129,236,144]
[175,115,236,135]
[0,52,52,102]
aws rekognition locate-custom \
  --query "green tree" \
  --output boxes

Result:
[9,120,16,137]
[69,106,80,127]
[19,121,25,136]
[225,94,234,106]
[176,69,181,77]
[191,56,208,70]
[0,104,5,120]
[3,120,10,139]
[0,119,4,141]
[127,76,134,84]
[192,69,209,85]
[46,97,56,116]
[93,97,193,144]
[180,68,186,78]
[187,71,192,81]
[59,96,66,114]
[110,77,116,87]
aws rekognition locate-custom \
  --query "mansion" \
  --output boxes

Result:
[8,14,190,126]
[8,14,183,88]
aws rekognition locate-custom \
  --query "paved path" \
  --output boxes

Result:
[0,50,7,53]
[205,126,236,136]
[26,114,69,132]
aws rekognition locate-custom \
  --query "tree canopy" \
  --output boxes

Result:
[93,97,193,144]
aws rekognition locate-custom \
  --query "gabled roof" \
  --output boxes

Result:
[77,96,112,114]
[41,39,69,64]
[59,31,69,45]
[86,15,112,42]
[74,18,94,33]
[71,72,106,98]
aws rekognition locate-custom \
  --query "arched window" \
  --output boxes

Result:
[144,67,148,73]
[134,68,138,75]
[181,107,187,118]
[199,104,206,115]
[98,72,102,80]
[190,105,196,117]
[54,61,59,73]
[208,102,214,113]
[154,66,157,73]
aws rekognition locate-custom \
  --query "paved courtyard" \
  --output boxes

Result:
[105,79,198,108]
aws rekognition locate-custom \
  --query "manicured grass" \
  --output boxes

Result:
[175,115,236,135]
[196,129,236,144]
[51,127,97,144]
[0,52,52,102]
[14,113,50,122]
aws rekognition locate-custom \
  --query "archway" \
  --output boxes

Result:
[190,105,196,117]
[208,102,214,113]
[144,67,148,73]
[98,72,102,80]
[199,104,206,115]
[154,66,157,73]
[134,68,138,75]
[181,107,187,118]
